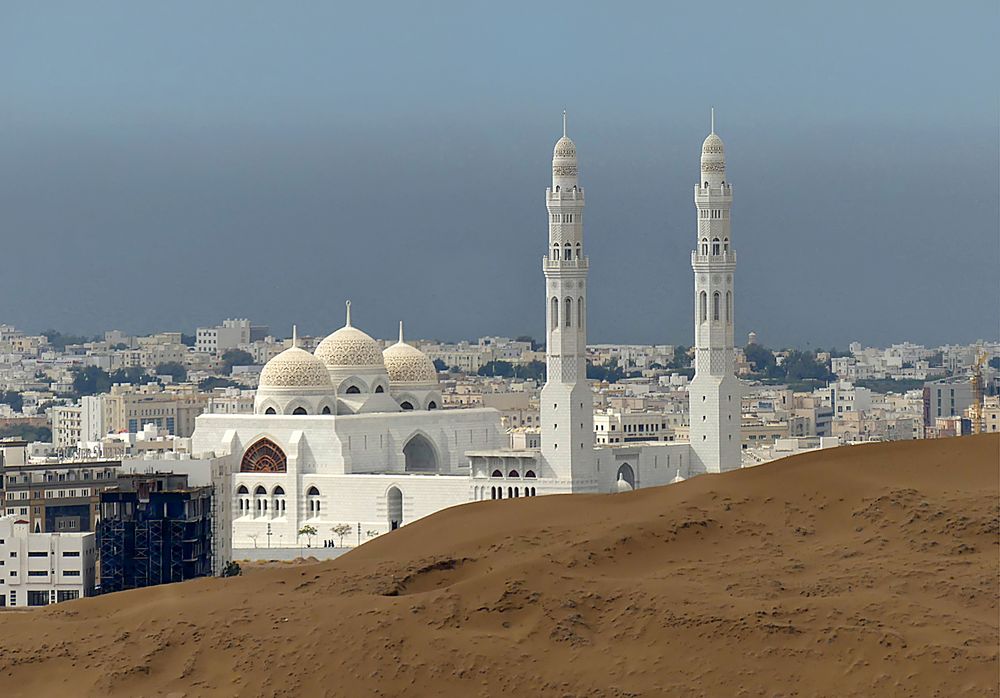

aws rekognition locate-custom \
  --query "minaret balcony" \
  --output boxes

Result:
[691,251,737,267]
[546,188,585,202]
[543,256,590,271]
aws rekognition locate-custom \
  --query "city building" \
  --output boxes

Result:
[923,377,975,426]
[0,514,97,607]
[97,473,213,593]
[195,318,269,354]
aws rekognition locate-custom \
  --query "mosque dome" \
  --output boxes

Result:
[314,302,386,369]
[259,343,332,389]
[383,322,438,385]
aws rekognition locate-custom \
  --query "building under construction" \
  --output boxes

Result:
[98,473,213,593]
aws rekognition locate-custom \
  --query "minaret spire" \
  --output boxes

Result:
[562,110,567,137]
[345,300,352,327]
[398,320,404,344]
[292,325,298,348]
[710,106,715,134]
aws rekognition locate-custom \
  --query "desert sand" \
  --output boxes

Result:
[0,434,996,697]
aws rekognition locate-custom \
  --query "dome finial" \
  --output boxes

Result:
[398,320,405,344]
[345,300,352,328]
[292,325,298,348]
[710,106,715,134]
[562,109,567,137]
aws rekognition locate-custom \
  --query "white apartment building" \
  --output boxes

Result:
[196,319,268,354]
[0,515,97,607]
[594,409,677,445]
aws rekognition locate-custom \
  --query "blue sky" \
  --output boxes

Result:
[1,1,997,348]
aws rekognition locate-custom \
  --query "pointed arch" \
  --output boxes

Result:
[726,291,732,323]
[713,291,721,321]
[240,438,287,473]
[564,297,572,327]
[551,297,559,329]
[403,431,439,473]
[699,291,708,323]
[577,296,584,327]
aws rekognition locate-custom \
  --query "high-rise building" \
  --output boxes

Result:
[539,113,597,492]
[689,110,742,473]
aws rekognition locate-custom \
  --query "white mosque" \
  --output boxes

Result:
[193,112,741,557]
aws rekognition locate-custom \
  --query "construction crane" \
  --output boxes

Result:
[970,351,987,434]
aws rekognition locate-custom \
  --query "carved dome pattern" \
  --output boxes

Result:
[315,326,385,368]
[702,133,724,154]
[553,136,576,158]
[259,346,332,388]
[701,160,726,173]
[383,342,438,384]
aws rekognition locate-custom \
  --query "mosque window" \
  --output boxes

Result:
[712,238,720,255]
[240,439,287,474]
[374,385,384,393]
[700,238,708,255]
[264,407,276,415]
[726,291,732,323]
[525,470,536,478]
[575,243,581,259]
[563,244,572,260]
[292,407,307,415]
[322,406,331,414]
[491,470,502,478]
[345,385,361,395]
[577,297,584,327]
[713,292,721,321]
[723,238,729,253]
[552,245,559,259]
[564,298,572,327]
[699,291,708,323]
[427,401,438,410]
[400,401,414,410]
[551,297,559,329]
[508,470,519,479]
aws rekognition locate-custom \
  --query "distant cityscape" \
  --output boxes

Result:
[2,319,997,463]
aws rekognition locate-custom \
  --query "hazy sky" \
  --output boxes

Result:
[1,1,997,349]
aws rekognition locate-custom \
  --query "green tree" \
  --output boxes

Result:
[331,523,353,547]
[432,358,448,372]
[221,349,255,373]
[199,376,240,391]
[478,360,515,378]
[72,366,112,396]
[155,362,188,383]
[109,366,157,386]
[41,330,97,350]
[671,345,691,369]
[587,359,626,383]
[0,424,51,442]
[743,343,777,374]
[0,391,24,413]
[298,524,318,549]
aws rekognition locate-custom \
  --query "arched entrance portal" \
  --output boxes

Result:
[616,463,635,490]
[403,433,438,473]
[387,487,403,530]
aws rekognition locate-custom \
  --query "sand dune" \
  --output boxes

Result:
[0,435,996,697]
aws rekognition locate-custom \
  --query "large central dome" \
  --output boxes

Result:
[314,302,385,369]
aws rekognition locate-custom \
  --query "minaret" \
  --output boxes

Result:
[540,112,596,491]
[689,109,742,473]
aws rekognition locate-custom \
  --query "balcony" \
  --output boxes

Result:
[691,251,737,266]
[543,256,590,270]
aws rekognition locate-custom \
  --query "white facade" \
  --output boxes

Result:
[198,114,748,561]
[0,515,96,607]
[689,111,742,474]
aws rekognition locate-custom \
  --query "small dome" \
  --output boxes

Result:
[259,345,332,389]
[671,473,685,484]
[314,302,385,369]
[702,132,724,155]
[383,322,438,385]
[553,135,576,159]
[615,476,634,493]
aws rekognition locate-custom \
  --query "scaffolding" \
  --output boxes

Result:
[97,474,213,594]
